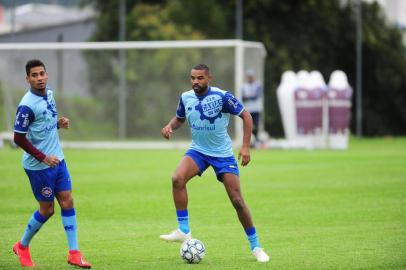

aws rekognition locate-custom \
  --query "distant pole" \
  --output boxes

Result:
[118,0,127,138]
[56,34,64,111]
[355,0,363,137]
[2,82,13,131]
[236,0,243,39]
[235,0,244,142]
[57,34,64,94]
[11,0,16,41]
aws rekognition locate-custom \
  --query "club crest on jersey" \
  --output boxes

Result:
[195,93,223,124]
[41,187,53,198]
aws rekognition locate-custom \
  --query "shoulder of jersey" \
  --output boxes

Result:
[210,87,227,95]
[20,91,35,105]
[46,87,54,95]
[182,87,228,99]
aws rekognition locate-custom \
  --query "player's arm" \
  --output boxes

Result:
[14,132,46,162]
[161,116,185,140]
[14,105,59,167]
[162,95,186,140]
[14,133,59,167]
[238,110,253,166]
[223,92,252,166]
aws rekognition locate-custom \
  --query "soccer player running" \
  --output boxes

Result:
[160,64,269,262]
[12,59,91,268]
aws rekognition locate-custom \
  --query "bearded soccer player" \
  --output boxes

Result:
[160,64,270,262]
[12,59,91,268]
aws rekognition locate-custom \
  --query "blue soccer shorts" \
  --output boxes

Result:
[24,159,72,201]
[185,149,239,181]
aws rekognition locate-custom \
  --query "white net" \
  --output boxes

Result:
[0,40,266,147]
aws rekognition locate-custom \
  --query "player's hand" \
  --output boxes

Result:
[43,155,60,168]
[58,117,70,129]
[238,146,251,166]
[161,125,173,140]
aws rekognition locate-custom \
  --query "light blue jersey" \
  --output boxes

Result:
[176,86,245,157]
[14,87,64,170]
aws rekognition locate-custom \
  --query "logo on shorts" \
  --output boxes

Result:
[41,187,53,198]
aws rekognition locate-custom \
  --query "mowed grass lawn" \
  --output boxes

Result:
[0,137,405,270]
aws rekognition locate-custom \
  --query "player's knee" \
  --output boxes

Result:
[172,174,186,190]
[47,208,55,217]
[41,206,55,218]
[231,196,245,211]
[59,196,74,209]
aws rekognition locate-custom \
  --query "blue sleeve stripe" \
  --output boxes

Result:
[16,105,35,122]
[237,107,245,115]
[14,105,35,132]
[176,95,186,118]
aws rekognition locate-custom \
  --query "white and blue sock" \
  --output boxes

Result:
[245,227,261,251]
[61,208,79,251]
[176,209,190,234]
[21,210,48,247]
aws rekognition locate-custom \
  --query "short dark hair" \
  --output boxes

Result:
[26,59,46,75]
[192,64,210,74]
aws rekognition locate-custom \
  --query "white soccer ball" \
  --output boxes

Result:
[180,238,206,264]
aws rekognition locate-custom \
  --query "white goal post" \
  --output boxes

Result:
[0,40,266,149]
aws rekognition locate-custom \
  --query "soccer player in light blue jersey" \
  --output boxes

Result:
[12,59,91,268]
[160,64,269,262]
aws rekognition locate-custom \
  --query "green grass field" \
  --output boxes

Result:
[1,138,405,269]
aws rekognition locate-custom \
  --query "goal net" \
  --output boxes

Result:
[0,40,266,149]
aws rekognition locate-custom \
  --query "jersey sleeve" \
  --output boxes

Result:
[176,96,186,118]
[222,92,245,115]
[14,105,35,133]
[14,132,46,161]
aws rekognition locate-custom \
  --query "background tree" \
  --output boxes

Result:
[83,0,406,137]
[81,1,235,138]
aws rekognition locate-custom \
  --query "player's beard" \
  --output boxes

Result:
[33,82,46,94]
[193,84,208,95]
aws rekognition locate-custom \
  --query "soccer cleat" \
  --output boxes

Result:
[12,241,35,267]
[252,247,270,262]
[67,250,92,269]
[159,229,191,242]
